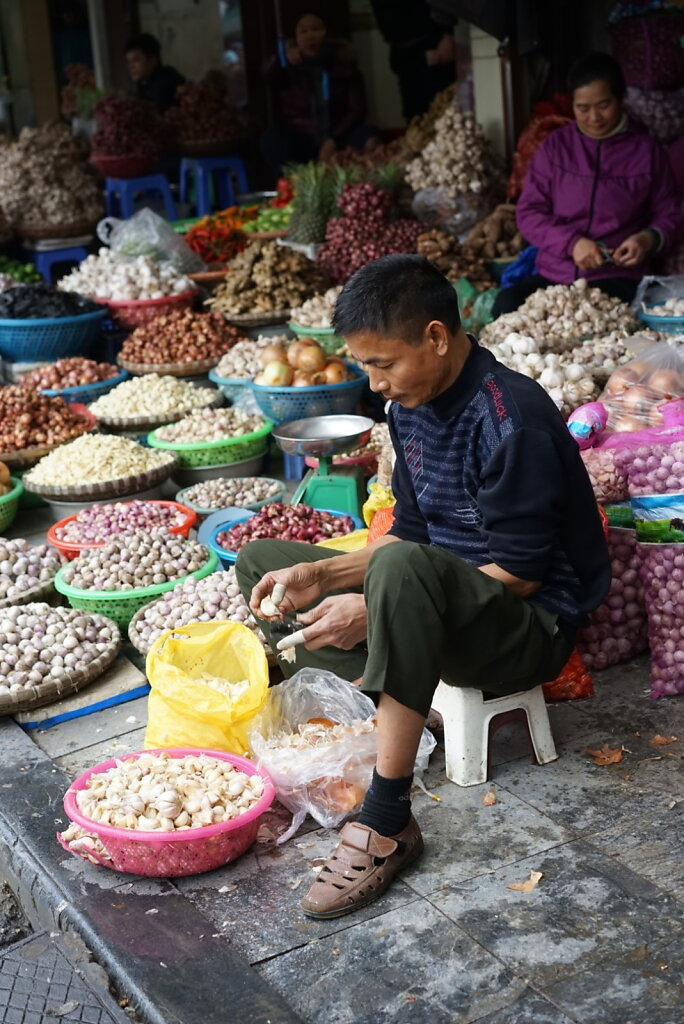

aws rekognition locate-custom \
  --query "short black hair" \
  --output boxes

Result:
[125,33,161,60]
[568,52,626,101]
[332,255,461,345]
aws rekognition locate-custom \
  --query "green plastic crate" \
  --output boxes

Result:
[147,420,274,468]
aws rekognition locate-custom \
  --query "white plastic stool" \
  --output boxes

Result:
[430,682,557,787]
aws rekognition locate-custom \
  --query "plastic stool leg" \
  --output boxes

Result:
[215,171,235,210]
[431,683,489,786]
[283,453,306,480]
[195,167,212,217]
[157,179,177,221]
[521,686,557,765]
[226,157,249,194]
[105,180,118,217]
[118,182,136,219]
[179,158,193,205]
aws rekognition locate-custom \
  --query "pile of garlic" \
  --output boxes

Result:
[88,374,217,422]
[260,718,376,751]
[72,751,265,831]
[58,249,193,301]
[214,336,287,380]
[646,296,684,317]
[486,333,598,415]
[405,105,501,197]
[480,279,638,350]
[290,287,342,328]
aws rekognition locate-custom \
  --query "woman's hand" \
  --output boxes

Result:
[572,237,606,270]
[612,231,654,267]
[249,562,324,619]
[296,594,367,651]
[285,40,302,65]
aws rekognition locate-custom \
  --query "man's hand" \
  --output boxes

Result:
[249,562,323,620]
[612,230,654,267]
[572,237,606,270]
[296,594,367,651]
[317,138,337,162]
[285,41,302,65]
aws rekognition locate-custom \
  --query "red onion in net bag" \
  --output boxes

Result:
[637,541,684,698]
[578,527,648,671]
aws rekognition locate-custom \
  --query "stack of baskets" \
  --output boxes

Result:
[288,321,344,355]
[0,477,23,532]
[96,290,198,331]
[147,419,275,487]
[0,308,106,362]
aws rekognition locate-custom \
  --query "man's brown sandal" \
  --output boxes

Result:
[300,816,424,920]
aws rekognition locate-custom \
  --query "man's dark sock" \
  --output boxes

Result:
[357,769,413,837]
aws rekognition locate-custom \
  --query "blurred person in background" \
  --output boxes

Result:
[125,33,185,114]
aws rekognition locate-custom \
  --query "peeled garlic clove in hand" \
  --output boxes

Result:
[259,581,286,618]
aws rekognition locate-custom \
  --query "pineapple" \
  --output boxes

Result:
[286,162,339,244]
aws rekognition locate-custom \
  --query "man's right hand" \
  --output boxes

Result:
[249,561,324,619]
[572,237,606,270]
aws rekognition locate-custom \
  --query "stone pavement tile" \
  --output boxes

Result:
[584,798,684,903]
[54,727,147,778]
[32,696,148,759]
[176,823,418,962]
[571,658,684,734]
[256,901,527,1024]
[402,782,573,896]
[543,937,684,1024]
[468,988,578,1024]
[428,839,684,989]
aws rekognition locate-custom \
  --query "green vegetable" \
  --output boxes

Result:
[0,256,42,284]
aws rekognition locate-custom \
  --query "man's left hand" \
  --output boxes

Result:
[296,594,367,651]
[612,231,654,267]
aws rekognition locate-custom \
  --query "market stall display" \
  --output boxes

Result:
[0,256,41,285]
[0,604,121,713]
[128,565,269,656]
[210,336,288,400]
[598,345,683,432]
[22,358,120,392]
[175,476,283,517]
[0,122,103,237]
[59,749,274,875]
[147,408,273,471]
[464,204,526,261]
[416,230,494,287]
[212,503,356,563]
[0,538,66,607]
[117,308,245,375]
[184,207,252,266]
[58,249,194,302]
[481,334,599,415]
[0,388,95,468]
[207,241,329,321]
[91,95,164,177]
[48,500,196,560]
[87,374,220,431]
[0,470,22,532]
[164,72,245,153]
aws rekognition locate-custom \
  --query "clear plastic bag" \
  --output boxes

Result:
[411,188,488,236]
[632,274,684,316]
[248,669,436,843]
[598,343,684,432]
[97,208,205,273]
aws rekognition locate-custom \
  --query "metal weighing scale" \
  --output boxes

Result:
[272,414,375,518]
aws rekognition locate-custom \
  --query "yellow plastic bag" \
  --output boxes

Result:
[145,621,269,755]
[362,481,395,527]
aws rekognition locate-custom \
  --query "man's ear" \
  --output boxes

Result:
[423,319,450,355]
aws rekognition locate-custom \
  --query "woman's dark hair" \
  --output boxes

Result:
[332,255,461,344]
[125,33,161,60]
[568,52,626,100]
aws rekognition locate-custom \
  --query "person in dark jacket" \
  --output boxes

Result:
[493,53,682,317]
[261,12,379,172]
[125,33,185,115]
[237,254,610,920]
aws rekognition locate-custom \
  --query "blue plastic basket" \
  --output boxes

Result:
[207,368,249,404]
[209,507,364,567]
[40,368,129,405]
[248,364,367,425]
[0,309,107,361]
[636,308,684,335]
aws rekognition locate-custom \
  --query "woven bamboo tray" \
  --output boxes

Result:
[22,457,178,503]
[0,578,61,610]
[0,610,122,716]
[19,220,99,241]
[0,405,97,469]
[91,388,222,432]
[221,309,290,327]
[117,356,221,378]
[127,601,275,663]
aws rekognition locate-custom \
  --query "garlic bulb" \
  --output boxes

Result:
[485,333,600,416]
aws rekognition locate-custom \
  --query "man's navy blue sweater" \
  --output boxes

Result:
[388,339,611,626]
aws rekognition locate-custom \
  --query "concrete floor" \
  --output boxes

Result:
[3,504,684,1024]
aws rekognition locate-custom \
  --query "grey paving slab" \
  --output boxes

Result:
[256,900,527,1024]
[32,697,149,760]
[543,937,684,1024]
[570,657,684,733]
[469,989,578,1024]
[401,780,574,896]
[584,798,684,903]
[428,839,684,989]
[54,727,147,778]
[176,821,419,962]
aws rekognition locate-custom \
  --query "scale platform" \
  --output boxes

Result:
[273,415,374,516]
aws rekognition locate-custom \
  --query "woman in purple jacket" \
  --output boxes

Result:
[492,53,682,318]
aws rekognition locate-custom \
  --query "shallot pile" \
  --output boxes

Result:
[638,543,684,697]
[53,501,189,546]
[24,435,175,489]
[181,476,281,510]
[92,95,164,161]
[129,566,268,655]
[88,375,218,422]
[22,358,119,391]
[60,532,210,592]
[59,251,193,302]
[0,604,120,693]
[0,539,65,606]
[153,407,265,444]
[578,527,647,671]
[164,72,244,148]
[207,242,329,316]
[214,336,287,379]
[70,751,265,831]
[216,503,354,553]
[0,387,92,454]
[617,440,684,496]
[119,309,244,367]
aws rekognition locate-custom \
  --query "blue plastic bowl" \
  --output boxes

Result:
[248,365,367,425]
[40,368,129,405]
[207,368,249,405]
[636,307,684,335]
[208,506,364,567]
[0,309,107,361]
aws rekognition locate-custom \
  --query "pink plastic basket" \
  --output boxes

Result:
[60,748,275,877]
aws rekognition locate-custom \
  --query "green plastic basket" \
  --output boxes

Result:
[288,322,344,355]
[146,420,274,468]
[53,550,219,628]
[0,477,23,532]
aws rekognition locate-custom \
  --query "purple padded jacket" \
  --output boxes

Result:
[516,120,682,284]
